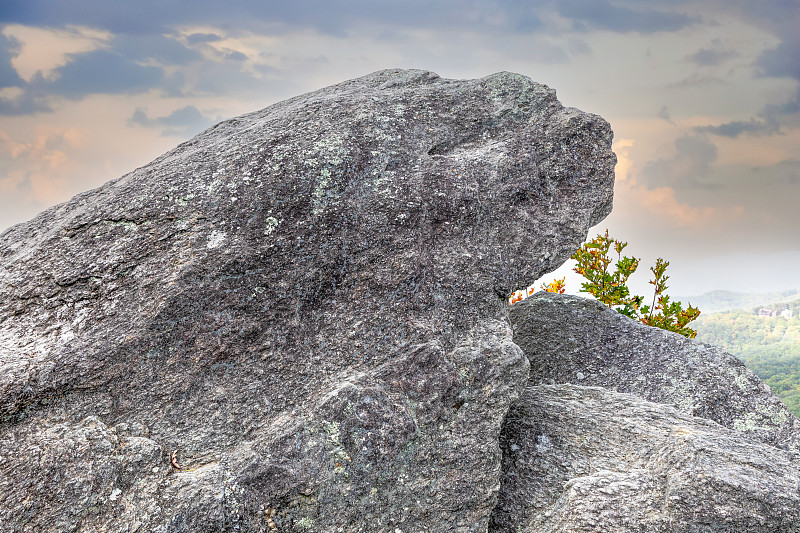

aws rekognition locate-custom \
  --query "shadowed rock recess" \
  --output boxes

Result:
[1,70,794,533]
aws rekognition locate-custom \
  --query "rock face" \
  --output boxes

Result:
[6,69,795,533]
[492,293,800,532]
[507,293,800,451]
[492,384,800,532]
[0,70,615,532]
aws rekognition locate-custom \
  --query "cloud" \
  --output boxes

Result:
[685,46,738,67]
[750,157,800,185]
[629,184,717,227]
[0,33,23,88]
[169,58,282,98]
[186,32,223,45]
[0,0,181,35]
[729,0,800,78]
[762,86,800,118]
[162,62,272,99]
[2,24,113,82]
[567,37,592,56]
[640,135,719,189]
[556,0,700,33]
[757,39,800,80]
[731,0,800,123]
[696,84,800,138]
[128,105,217,137]
[33,49,163,100]
[113,33,201,66]
[0,30,192,114]
[0,0,548,37]
[0,127,84,209]
[695,118,780,138]
[0,89,51,115]
[225,50,248,62]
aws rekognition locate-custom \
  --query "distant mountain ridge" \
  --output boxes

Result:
[677,289,799,313]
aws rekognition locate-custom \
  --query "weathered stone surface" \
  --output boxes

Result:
[492,292,800,532]
[0,70,615,531]
[508,292,800,451]
[491,384,800,533]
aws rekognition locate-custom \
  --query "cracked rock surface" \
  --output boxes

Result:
[508,293,800,452]
[0,70,614,532]
[492,384,800,533]
[493,293,800,532]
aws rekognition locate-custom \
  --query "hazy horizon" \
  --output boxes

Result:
[1,1,798,296]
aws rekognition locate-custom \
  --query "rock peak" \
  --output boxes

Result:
[0,70,615,531]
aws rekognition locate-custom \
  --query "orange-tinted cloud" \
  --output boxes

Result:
[2,24,111,82]
[0,127,85,205]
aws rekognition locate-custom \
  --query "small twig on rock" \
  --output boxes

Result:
[170,450,181,471]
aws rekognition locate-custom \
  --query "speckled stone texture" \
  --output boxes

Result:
[492,384,800,533]
[508,293,800,451]
[0,70,615,532]
[491,292,800,532]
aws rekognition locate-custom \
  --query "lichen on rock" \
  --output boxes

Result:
[0,69,614,532]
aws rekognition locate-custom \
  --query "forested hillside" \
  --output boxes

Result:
[694,299,800,416]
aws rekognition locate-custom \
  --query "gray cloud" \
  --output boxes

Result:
[0,33,199,114]
[0,35,51,117]
[757,39,800,80]
[0,33,23,88]
[763,87,800,117]
[114,34,201,66]
[556,0,700,33]
[128,105,218,137]
[752,158,800,185]
[225,51,248,62]
[640,135,719,190]
[728,0,798,51]
[658,105,673,123]
[728,1,800,82]
[696,84,800,138]
[186,33,223,45]
[0,0,547,36]
[0,0,709,41]
[694,0,800,140]
[695,119,779,138]
[0,91,51,115]
[567,37,592,56]
[178,60,283,98]
[160,71,187,98]
[0,0,556,114]
[686,47,738,67]
[33,49,163,100]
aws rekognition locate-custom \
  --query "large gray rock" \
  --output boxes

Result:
[0,70,615,532]
[493,292,800,532]
[508,292,800,451]
[491,384,800,532]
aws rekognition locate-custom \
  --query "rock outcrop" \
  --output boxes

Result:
[0,70,615,532]
[507,293,800,451]
[3,69,796,533]
[493,293,800,532]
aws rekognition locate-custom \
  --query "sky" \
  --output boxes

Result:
[0,0,798,298]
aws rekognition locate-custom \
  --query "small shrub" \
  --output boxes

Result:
[569,230,701,338]
[541,277,566,294]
